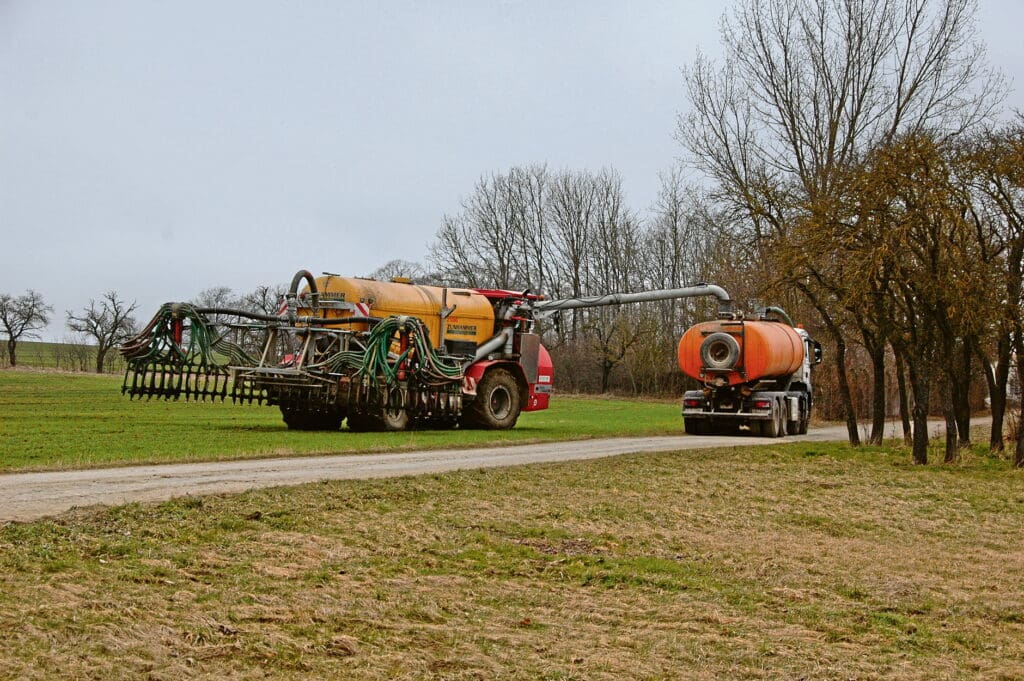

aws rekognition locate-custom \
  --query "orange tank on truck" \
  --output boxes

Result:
[677,319,805,387]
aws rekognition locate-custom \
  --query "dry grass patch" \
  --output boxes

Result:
[1,441,1022,679]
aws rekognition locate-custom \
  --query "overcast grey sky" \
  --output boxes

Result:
[2,1,1023,340]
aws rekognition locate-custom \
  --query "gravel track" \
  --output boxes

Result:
[0,423,936,522]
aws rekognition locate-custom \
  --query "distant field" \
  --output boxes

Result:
[0,439,1020,679]
[0,340,125,373]
[0,370,684,471]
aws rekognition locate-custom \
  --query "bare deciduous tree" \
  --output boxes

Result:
[67,291,138,373]
[0,290,53,367]
[238,284,288,316]
[367,260,429,283]
[965,121,1024,466]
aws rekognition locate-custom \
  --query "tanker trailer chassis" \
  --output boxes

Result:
[682,387,810,437]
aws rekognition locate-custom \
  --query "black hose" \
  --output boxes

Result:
[305,316,380,327]
[193,307,380,326]
[195,307,282,322]
[289,269,318,297]
[761,306,796,327]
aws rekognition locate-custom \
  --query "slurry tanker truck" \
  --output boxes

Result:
[678,307,822,436]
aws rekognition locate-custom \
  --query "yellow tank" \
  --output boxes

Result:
[304,276,497,350]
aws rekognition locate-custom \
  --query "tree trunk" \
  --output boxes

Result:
[95,345,107,374]
[1014,331,1024,469]
[980,334,1011,453]
[1016,416,1024,469]
[7,338,16,367]
[793,282,858,445]
[894,349,913,446]
[834,335,861,446]
[943,379,959,464]
[907,358,930,465]
[952,340,972,449]
[868,341,886,445]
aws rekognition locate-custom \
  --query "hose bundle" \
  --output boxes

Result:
[120,303,259,400]
[354,316,463,389]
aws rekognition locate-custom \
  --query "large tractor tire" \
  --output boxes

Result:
[460,368,521,430]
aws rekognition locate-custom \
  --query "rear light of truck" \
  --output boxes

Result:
[753,399,772,409]
[684,398,702,407]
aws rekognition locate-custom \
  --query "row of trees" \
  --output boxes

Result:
[0,284,303,373]
[1,291,137,373]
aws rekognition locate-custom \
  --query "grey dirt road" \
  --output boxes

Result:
[0,422,935,523]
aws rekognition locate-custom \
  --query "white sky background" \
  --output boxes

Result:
[2,1,1023,341]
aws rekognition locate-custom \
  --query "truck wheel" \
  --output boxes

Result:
[461,368,521,430]
[786,409,800,435]
[775,403,786,438]
[378,388,409,431]
[684,418,705,435]
[798,416,809,435]
[760,406,780,438]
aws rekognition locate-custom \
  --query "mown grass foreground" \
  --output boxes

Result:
[0,370,683,471]
[0,440,1022,679]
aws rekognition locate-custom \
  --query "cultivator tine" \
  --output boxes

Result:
[229,373,265,405]
[145,364,158,399]
[171,365,183,400]
[186,367,198,399]
[182,367,197,400]
[121,359,233,402]
[156,364,168,397]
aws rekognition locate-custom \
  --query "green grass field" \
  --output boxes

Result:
[0,370,684,471]
[1,340,126,372]
[0,440,1020,679]
[2,340,66,368]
